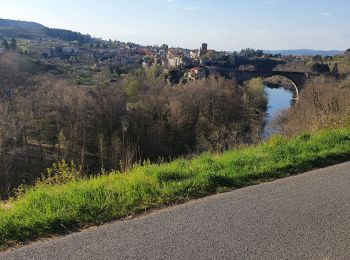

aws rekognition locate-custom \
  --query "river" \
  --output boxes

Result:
[263,85,294,138]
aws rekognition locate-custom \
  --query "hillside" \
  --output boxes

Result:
[0,19,45,39]
[264,49,344,57]
[0,18,93,43]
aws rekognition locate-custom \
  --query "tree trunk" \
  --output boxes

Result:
[99,133,104,169]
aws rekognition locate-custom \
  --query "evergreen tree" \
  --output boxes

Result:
[10,38,17,49]
[95,41,101,48]
[2,39,10,49]
[311,63,330,74]
[345,49,350,62]
[312,55,322,62]
[160,44,168,51]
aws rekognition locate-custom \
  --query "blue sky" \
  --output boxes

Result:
[0,0,349,51]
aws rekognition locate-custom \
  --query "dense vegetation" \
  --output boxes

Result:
[44,28,93,44]
[277,76,350,135]
[0,52,267,199]
[274,49,350,74]
[1,127,350,250]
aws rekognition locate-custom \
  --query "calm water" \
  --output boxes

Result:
[263,86,294,138]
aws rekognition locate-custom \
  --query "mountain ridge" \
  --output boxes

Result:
[264,49,344,56]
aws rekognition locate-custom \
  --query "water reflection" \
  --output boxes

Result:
[263,86,294,138]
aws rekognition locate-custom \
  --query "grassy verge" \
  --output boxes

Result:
[1,127,350,250]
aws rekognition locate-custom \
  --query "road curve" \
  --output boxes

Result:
[2,162,350,260]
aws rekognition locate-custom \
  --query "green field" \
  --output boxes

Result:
[1,127,350,250]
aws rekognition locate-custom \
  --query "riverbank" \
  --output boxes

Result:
[1,127,350,251]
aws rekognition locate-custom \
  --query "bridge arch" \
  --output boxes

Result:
[206,67,309,100]
[262,74,300,100]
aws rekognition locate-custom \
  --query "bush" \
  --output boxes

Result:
[37,160,83,186]
[278,76,350,136]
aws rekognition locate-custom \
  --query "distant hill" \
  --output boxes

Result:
[0,18,93,44]
[0,19,46,39]
[264,49,344,57]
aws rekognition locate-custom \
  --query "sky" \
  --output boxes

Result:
[0,0,349,51]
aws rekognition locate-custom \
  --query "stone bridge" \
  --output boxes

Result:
[208,67,311,99]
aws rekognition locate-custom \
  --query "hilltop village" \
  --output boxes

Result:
[1,34,291,85]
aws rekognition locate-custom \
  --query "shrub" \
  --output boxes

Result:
[37,160,83,186]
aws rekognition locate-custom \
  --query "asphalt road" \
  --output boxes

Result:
[2,162,350,260]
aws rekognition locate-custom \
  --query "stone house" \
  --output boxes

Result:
[167,52,192,68]
[185,67,207,81]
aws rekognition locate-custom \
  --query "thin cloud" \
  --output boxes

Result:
[185,6,199,11]
[210,31,225,37]
[321,12,332,16]
[258,29,269,33]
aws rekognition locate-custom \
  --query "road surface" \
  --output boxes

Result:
[2,162,350,259]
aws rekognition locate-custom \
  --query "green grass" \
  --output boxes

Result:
[2,127,350,250]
